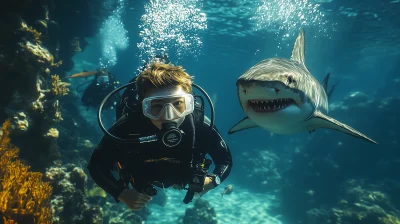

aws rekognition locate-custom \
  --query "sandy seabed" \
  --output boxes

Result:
[145,181,282,224]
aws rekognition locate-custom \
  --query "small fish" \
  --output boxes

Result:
[221,185,233,197]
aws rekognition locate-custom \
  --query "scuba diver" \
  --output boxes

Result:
[87,58,233,211]
[68,68,121,110]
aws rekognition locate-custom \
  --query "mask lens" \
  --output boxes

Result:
[97,76,109,85]
[150,96,186,117]
[143,94,194,120]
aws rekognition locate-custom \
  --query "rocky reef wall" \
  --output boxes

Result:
[0,1,117,223]
[0,0,108,170]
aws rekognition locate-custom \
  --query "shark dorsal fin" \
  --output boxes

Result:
[291,29,305,65]
[321,72,330,92]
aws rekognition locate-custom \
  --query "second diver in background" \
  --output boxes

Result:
[68,68,121,110]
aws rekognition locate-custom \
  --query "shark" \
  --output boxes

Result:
[228,29,377,144]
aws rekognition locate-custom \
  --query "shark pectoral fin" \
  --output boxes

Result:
[308,110,377,144]
[228,117,258,134]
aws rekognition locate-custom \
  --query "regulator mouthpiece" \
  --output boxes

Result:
[160,122,184,147]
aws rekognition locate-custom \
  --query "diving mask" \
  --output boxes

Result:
[97,75,110,87]
[142,89,194,121]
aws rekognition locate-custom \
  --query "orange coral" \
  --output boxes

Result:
[19,20,42,44]
[51,75,70,96]
[0,120,53,224]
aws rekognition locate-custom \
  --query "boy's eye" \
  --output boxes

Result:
[174,101,183,106]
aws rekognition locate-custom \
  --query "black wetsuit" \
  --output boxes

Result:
[87,112,233,202]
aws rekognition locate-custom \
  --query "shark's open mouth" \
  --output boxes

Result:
[248,99,295,112]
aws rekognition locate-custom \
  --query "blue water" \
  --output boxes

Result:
[70,0,400,223]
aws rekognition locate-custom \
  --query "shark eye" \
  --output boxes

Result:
[287,76,295,84]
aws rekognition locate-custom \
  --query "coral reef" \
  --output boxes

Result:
[10,112,29,134]
[0,0,110,171]
[50,75,69,97]
[0,120,53,224]
[105,205,150,224]
[307,179,400,224]
[0,1,138,223]
[178,199,218,224]
[45,128,59,139]
[235,148,282,192]
[45,162,103,224]
[19,20,42,45]
[19,41,62,67]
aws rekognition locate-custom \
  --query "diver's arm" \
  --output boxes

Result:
[87,116,129,202]
[205,124,233,182]
[87,136,125,202]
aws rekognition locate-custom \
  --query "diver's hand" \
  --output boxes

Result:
[201,176,214,195]
[189,177,214,197]
[117,188,152,211]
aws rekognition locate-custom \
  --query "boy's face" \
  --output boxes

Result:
[143,85,189,129]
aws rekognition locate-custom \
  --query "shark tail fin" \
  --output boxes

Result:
[228,117,258,134]
[291,29,305,65]
[309,110,377,144]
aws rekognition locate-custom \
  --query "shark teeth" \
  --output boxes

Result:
[248,98,295,113]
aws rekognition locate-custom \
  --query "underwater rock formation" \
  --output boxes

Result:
[0,0,110,170]
[307,179,400,224]
[105,205,150,224]
[1,1,66,170]
[0,120,53,224]
[45,162,103,224]
[235,148,282,193]
[10,112,29,134]
[178,198,218,224]
[280,90,400,223]
[45,161,150,224]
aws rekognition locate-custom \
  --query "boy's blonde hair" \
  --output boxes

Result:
[136,62,194,99]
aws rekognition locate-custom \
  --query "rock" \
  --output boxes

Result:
[11,111,29,133]
[45,128,59,139]
[45,163,101,224]
[179,198,218,224]
[235,148,282,192]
